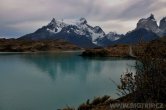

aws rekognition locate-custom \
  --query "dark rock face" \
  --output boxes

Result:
[159,17,166,32]
[159,17,166,29]
[114,28,159,44]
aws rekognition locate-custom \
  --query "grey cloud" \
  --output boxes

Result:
[0,0,165,38]
[86,0,166,21]
[117,0,166,20]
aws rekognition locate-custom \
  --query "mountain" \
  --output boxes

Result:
[136,14,160,33]
[19,14,165,48]
[113,14,166,45]
[135,14,166,37]
[114,28,159,44]
[19,18,105,48]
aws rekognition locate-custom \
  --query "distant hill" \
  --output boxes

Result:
[0,39,81,52]
[81,36,166,58]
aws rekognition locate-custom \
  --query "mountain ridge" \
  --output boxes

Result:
[19,14,166,48]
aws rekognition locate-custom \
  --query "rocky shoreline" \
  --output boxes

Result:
[81,44,140,58]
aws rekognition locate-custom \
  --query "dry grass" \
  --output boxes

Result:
[0,39,81,52]
[82,44,132,57]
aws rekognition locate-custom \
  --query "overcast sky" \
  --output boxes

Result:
[0,0,166,38]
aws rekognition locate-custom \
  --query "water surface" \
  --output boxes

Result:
[0,52,136,110]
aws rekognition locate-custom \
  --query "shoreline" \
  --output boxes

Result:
[0,49,84,54]
[80,54,137,59]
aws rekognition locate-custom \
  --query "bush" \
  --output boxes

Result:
[118,39,166,103]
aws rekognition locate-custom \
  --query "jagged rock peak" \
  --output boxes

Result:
[138,14,157,23]
[48,18,57,27]
[49,18,58,25]
[79,17,87,24]
[51,18,56,22]
[47,18,67,29]
[136,14,159,33]
[148,14,155,20]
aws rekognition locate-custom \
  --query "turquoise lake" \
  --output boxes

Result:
[0,52,136,110]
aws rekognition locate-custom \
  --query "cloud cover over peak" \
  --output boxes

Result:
[0,0,165,38]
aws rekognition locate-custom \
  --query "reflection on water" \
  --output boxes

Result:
[21,52,107,81]
[0,52,136,110]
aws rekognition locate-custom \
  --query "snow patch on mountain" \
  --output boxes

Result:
[106,32,124,41]
[46,18,68,34]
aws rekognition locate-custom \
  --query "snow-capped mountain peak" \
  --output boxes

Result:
[46,18,67,33]
[48,18,67,28]
[46,18,106,46]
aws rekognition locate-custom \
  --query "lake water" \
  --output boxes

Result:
[0,52,136,110]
